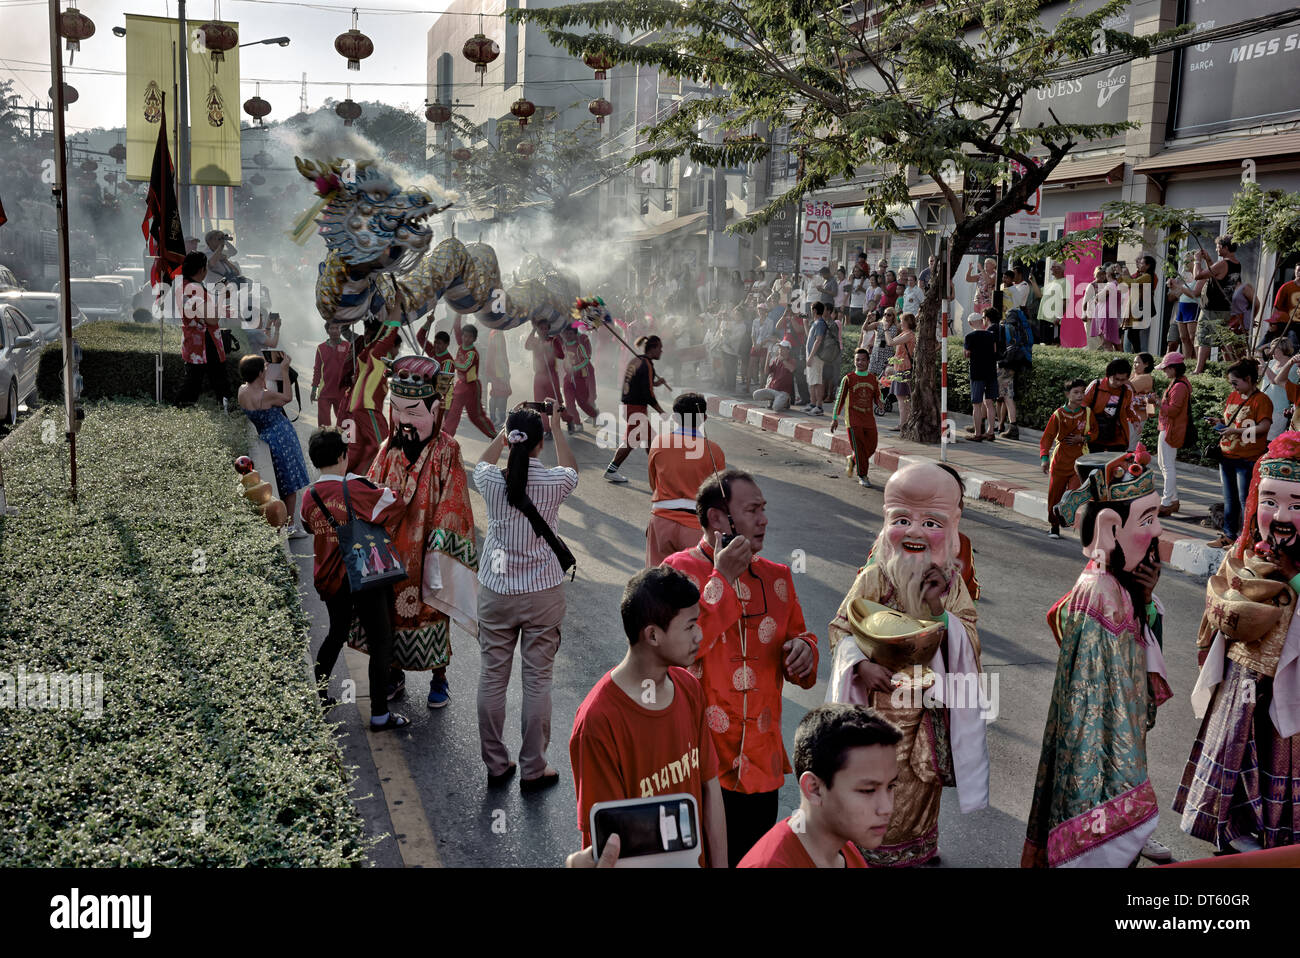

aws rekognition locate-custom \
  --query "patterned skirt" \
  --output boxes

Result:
[1173,659,1300,849]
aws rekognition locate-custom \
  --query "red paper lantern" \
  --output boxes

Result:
[425,102,452,127]
[583,51,613,80]
[57,7,95,61]
[249,172,265,186]
[49,84,78,110]
[463,33,499,86]
[108,143,126,163]
[516,141,535,157]
[80,159,97,173]
[199,22,238,72]
[243,96,272,126]
[335,29,374,71]
[452,147,472,162]
[253,150,272,168]
[588,97,612,127]
[335,99,362,127]
[510,98,536,126]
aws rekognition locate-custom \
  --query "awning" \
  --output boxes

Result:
[620,211,707,243]
[1133,132,1300,176]
[908,153,1124,199]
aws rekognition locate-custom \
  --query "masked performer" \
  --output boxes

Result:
[340,315,401,474]
[826,461,990,866]
[351,356,480,709]
[484,327,512,426]
[525,323,567,436]
[1023,446,1173,867]
[1174,431,1300,852]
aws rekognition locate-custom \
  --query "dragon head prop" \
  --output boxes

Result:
[572,296,612,331]
[295,157,449,267]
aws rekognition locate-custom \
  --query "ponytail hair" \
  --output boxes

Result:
[502,408,545,509]
[637,335,661,353]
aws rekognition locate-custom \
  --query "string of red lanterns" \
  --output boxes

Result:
[335,8,374,71]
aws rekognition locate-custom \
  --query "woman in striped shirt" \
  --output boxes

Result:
[472,404,578,792]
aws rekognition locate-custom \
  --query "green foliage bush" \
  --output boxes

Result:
[941,340,1232,464]
[0,402,368,865]
[37,322,240,404]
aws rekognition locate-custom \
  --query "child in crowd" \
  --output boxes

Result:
[1039,379,1098,539]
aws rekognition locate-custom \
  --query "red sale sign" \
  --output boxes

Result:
[800,200,833,274]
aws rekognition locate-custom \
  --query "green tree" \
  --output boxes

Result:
[449,107,632,225]
[512,0,1188,441]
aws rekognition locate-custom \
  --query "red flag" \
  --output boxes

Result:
[142,99,186,287]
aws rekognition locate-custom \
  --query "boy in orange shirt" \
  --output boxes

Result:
[1041,379,1098,539]
[739,705,900,868]
[646,393,725,567]
[829,347,880,488]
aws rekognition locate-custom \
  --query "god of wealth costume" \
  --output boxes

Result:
[1023,447,1173,867]
[827,461,990,866]
[1173,432,1300,851]
[349,356,479,676]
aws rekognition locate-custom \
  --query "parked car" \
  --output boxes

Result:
[111,267,148,291]
[0,304,42,428]
[53,279,128,322]
[0,291,86,344]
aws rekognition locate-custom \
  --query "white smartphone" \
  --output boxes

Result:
[589,794,701,868]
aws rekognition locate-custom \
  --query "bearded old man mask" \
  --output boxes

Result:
[387,355,454,460]
[877,462,964,618]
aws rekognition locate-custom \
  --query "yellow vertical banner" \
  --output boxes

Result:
[124,15,179,183]
[186,20,241,187]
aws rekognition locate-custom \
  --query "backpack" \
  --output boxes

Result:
[1004,308,1034,367]
[818,321,842,363]
[1088,378,1131,448]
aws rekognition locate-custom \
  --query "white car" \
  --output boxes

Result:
[0,305,42,428]
[0,291,86,344]
[53,279,128,322]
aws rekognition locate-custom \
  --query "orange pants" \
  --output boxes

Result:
[646,514,701,568]
[1047,471,1081,528]
[847,426,879,478]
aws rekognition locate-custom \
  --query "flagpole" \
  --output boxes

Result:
[178,0,192,237]
[48,0,78,502]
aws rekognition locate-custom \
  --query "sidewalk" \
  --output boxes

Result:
[700,390,1229,578]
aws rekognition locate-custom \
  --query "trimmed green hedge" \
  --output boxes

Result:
[940,340,1232,464]
[38,322,240,404]
[0,402,368,865]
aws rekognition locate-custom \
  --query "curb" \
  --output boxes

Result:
[703,392,1223,578]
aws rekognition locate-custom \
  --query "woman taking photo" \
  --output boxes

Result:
[1155,351,1190,517]
[473,404,578,791]
[1207,359,1272,549]
[965,257,997,319]
[237,354,311,538]
[1128,352,1157,450]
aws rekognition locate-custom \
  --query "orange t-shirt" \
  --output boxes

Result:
[738,819,869,868]
[1221,390,1273,460]
[569,668,719,860]
[647,429,725,529]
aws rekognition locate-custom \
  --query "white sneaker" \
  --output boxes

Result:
[1140,837,1173,863]
[604,468,629,484]
[1228,835,1263,854]
[858,476,872,488]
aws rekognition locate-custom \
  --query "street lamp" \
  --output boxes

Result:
[113,26,289,48]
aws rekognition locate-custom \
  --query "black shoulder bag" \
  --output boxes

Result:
[309,480,408,592]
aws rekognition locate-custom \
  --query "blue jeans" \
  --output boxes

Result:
[1220,457,1256,539]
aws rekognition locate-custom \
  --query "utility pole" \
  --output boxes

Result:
[47,0,78,501]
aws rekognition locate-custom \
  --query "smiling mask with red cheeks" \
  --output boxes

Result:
[881,462,962,567]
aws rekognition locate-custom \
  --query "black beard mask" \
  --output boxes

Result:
[1110,537,1161,618]
[392,423,431,464]
[1266,521,1300,564]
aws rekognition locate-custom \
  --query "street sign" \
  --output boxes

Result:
[799,199,833,274]
[767,203,797,273]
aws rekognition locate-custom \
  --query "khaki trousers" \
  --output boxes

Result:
[476,582,566,779]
